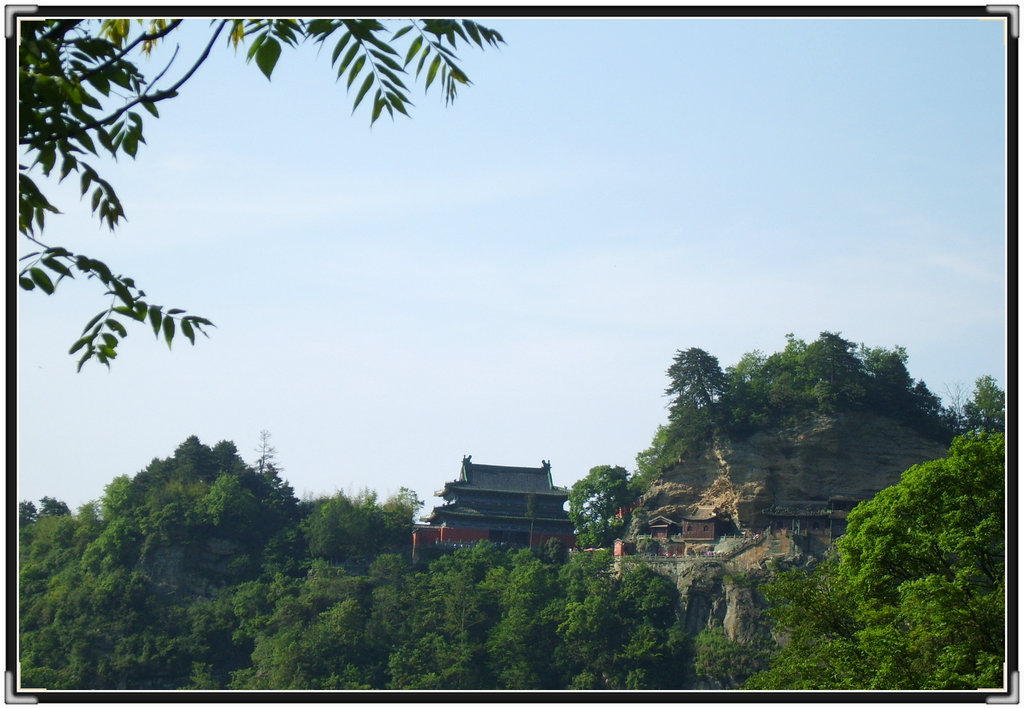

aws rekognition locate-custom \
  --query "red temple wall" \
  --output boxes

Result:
[412,527,574,549]
[440,527,490,543]
[412,527,442,546]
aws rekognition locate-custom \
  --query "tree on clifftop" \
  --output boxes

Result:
[664,347,726,453]
[666,347,727,412]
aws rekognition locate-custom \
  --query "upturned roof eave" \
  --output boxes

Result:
[438,482,568,497]
[426,509,573,524]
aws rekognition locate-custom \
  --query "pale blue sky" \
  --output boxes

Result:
[17,16,1008,513]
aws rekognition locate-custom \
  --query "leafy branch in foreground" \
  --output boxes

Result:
[18,17,503,369]
[19,245,212,370]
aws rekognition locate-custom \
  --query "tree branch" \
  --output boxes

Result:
[77,19,185,84]
[39,19,82,42]
[80,20,227,132]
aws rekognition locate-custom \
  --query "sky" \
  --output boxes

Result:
[16,13,1009,517]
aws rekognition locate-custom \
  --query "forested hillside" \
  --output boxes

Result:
[18,436,691,690]
[18,332,1006,692]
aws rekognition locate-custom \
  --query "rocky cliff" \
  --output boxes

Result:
[624,411,950,688]
[633,411,949,533]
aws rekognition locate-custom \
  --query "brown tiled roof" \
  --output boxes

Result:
[680,508,718,521]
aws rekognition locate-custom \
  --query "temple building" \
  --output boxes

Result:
[642,506,722,541]
[763,494,863,554]
[412,456,576,551]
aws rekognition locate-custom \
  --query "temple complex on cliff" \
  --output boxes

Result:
[412,456,576,551]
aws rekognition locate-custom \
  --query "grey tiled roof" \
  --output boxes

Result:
[427,504,573,526]
[456,459,562,493]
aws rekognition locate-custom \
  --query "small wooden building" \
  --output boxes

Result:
[764,501,831,535]
[641,507,721,543]
[647,515,679,539]
[827,494,862,538]
[613,539,636,556]
[680,507,720,541]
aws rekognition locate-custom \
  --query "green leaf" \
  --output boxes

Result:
[58,155,78,182]
[29,268,55,295]
[106,319,127,337]
[97,127,117,155]
[370,50,404,73]
[42,257,73,279]
[181,319,195,345]
[37,144,56,175]
[86,73,110,95]
[331,31,353,64]
[386,92,410,117]
[371,90,385,123]
[69,335,92,355]
[123,133,139,158]
[404,36,423,67]
[19,277,35,291]
[81,310,106,335]
[162,316,175,348]
[71,126,97,155]
[141,100,159,118]
[363,31,398,55]
[463,20,482,47]
[352,73,374,113]
[425,55,442,90]
[375,63,408,90]
[337,41,361,74]
[109,279,133,306]
[148,305,162,336]
[416,46,430,76]
[255,37,282,79]
[392,24,413,41]
[346,55,366,88]
[113,305,141,321]
[306,19,338,38]
[87,258,113,284]
[246,32,266,59]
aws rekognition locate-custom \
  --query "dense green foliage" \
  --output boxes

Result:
[19,17,503,369]
[692,621,772,688]
[962,375,1006,434]
[19,436,696,690]
[19,338,1006,691]
[642,332,999,474]
[745,433,1006,690]
[567,465,637,549]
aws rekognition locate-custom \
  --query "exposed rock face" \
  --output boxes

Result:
[635,411,948,532]
[137,536,242,598]
[623,412,949,688]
